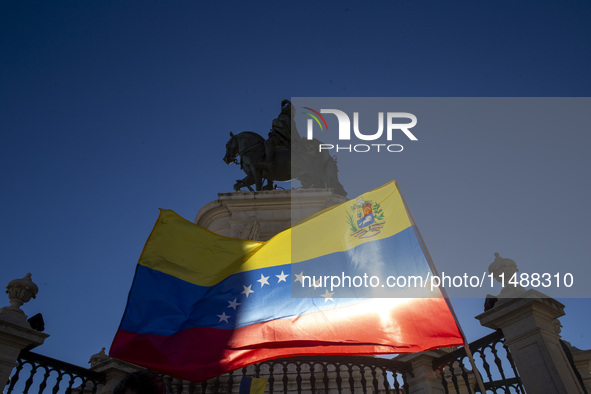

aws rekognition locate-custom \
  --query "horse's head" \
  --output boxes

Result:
[223,132,239,165]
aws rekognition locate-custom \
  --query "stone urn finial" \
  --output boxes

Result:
[6,273,39,310]
[488,252,524,298]
[488,252,518,283]
[89,347,110,368]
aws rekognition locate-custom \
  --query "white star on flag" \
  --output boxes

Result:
[257,274,270,287]
[217,312,230,323]
[242,284,254,298]
[294,271,304,283]
[227,298,240,310]
[321,289,334,303]
[276,271,288,283]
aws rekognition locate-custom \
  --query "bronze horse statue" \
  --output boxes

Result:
[223,131,347,196]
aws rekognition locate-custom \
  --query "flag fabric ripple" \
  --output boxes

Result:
[110,181,463,382]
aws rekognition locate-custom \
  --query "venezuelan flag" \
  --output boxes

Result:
[239,377,267,394]
[110,181,463,382]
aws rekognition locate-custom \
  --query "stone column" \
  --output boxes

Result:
[477,290,585,393]
[0,274,49,393]
[397,349,466,394]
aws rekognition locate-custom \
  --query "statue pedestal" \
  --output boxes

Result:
[195,189,347,241]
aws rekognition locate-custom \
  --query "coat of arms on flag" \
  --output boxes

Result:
[347,197,385,239]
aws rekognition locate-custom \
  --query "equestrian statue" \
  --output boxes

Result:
[223,100,347,197]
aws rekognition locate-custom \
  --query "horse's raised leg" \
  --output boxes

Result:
[234,179,254,192]
[234,168,256,191]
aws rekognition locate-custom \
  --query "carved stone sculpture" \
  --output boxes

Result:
[1,273,39,326]
[6,273,38,310]
[239,216,260,241]
[488,252,525,299]
[89,347,110,368]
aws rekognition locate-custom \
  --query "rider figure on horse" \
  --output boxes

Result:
[223,99,347,196]
[262,100,299,168]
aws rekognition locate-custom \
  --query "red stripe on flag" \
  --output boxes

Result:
[110,297,461,382]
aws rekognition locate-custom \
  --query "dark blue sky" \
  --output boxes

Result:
[1,1,590,367]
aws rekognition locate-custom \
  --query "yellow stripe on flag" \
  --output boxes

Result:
[291,180,412,263]
[139,210,291,286]
[139,181,411,286]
